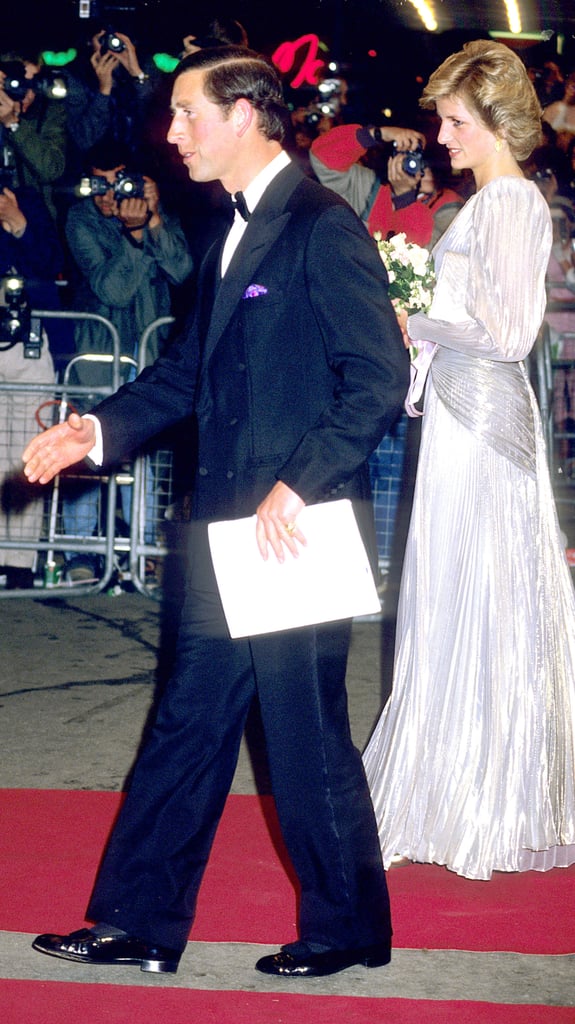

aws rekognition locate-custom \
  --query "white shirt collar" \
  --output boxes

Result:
[240,150,291,217]
[221,151,291,276]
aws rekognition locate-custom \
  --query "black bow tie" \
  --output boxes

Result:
[232,191,251,222]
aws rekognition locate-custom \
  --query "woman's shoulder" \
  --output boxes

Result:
[470,176,551,258]
[480,174,535,195]
[475,175,548,215]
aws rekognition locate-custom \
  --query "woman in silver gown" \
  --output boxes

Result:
[363,40,575,880]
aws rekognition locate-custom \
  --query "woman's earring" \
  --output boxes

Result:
[495,138,502,153]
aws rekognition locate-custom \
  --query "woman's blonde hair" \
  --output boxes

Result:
[420,39,543,161]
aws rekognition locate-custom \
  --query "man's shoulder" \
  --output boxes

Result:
[259,161,357,229]
[282,175,378,262]
[287,172,358,222]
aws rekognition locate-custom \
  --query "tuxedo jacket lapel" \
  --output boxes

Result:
[203,163,302,364]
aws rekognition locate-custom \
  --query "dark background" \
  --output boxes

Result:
[5,0,575,122]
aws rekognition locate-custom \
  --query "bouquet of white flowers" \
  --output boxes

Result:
[374,232,435,315]
[375,232,437,414]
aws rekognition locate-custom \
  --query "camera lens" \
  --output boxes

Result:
[1,62,29,102]
[100,31,126,55]
[114,171,145,200]
[401,149,425,177]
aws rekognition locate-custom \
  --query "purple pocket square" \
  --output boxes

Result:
[242,284,268,299]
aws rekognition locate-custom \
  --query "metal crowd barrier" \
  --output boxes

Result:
[6,298,572,601]
[535,297,575,535]
[0,311,177,600]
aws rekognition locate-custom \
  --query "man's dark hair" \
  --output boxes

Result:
[175,46,288,144]
[85,141,129,173]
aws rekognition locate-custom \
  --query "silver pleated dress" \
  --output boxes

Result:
[363,176,575,879]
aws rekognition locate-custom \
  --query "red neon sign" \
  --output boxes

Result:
[272,34,325,88]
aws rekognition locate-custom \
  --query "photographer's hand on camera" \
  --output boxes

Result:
[0,84,19,129]
[90,45,119,97]
[369,126,426,152]
[91,30,147,92]
[118,195,150,238]
[113,33,147,83]
[0,187,27,237]
[387,152,422,198]
[142,177,161,227]
[116,177,160,238]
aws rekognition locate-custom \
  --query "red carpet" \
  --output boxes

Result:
[2,981,574,1024]
[1,789,575,954]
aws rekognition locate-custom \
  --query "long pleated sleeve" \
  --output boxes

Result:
[408,177,552,362]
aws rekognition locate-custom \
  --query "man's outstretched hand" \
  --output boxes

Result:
[22,413,97,485]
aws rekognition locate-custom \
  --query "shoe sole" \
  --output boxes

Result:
[32,940,178,973]
[362,952,392,968]
[141,957,179,973]
[255,948,392,976]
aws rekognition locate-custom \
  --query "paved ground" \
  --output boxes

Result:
[1,588,574,1010]
[0,589,393,792]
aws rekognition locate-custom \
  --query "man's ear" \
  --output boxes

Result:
[232,97,254,137]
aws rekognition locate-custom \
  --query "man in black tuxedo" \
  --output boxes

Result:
[23,47,408,979]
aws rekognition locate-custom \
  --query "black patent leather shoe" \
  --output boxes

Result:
[255,940,391,977]
[32,928,181,973]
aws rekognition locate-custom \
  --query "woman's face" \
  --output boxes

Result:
[436,94,500,183]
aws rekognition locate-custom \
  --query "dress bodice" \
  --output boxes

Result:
[409,177,552,363]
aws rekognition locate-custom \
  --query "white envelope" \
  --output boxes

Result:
[208,499,380,638]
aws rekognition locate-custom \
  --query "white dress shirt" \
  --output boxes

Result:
[220,149,291,276]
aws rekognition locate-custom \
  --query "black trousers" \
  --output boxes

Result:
[88,535,391,952]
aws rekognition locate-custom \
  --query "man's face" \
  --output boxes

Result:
[167,69,238,188]
[91,165,124,217]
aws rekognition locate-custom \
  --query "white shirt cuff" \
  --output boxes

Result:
[82,414,103,466]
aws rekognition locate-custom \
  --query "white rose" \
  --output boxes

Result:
[411,248,431,276]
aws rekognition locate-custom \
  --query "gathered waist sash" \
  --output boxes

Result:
[430,347,537,477]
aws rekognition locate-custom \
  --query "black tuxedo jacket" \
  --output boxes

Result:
[93,161,408,537]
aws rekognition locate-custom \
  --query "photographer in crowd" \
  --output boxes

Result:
[64,27,156,171]
[0,54,67,223]
[66,140,193,382]
[310,122,463,248]
[0,180,62,588]
[62,141,193,579]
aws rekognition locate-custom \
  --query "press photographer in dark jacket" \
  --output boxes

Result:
[0,56,67,222]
